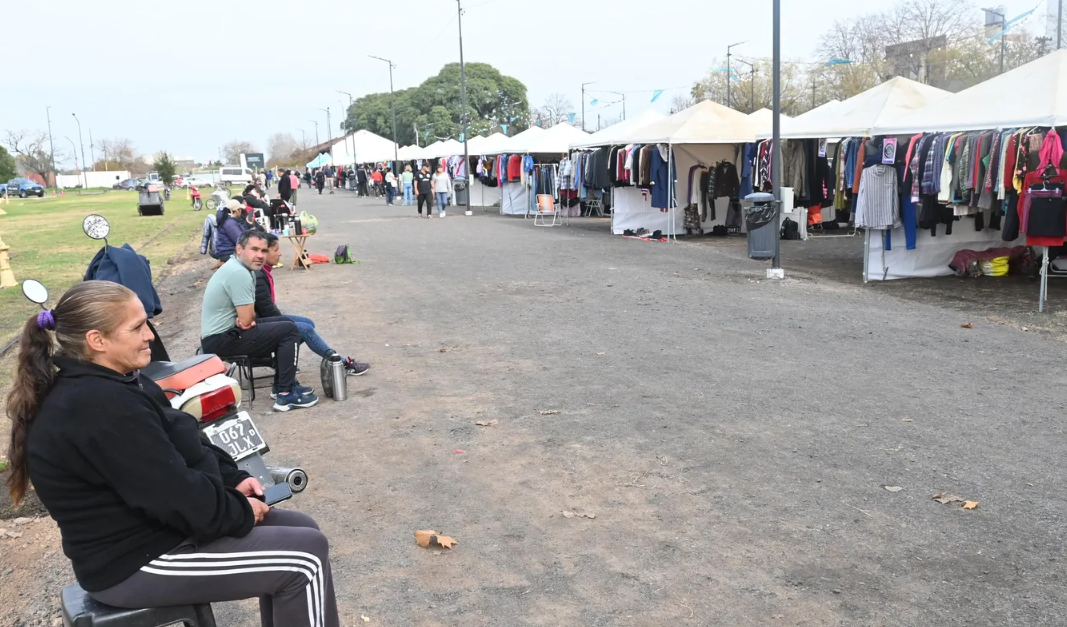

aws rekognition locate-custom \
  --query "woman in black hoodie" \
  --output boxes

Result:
[277,168,293,203]
[5,281,340,627]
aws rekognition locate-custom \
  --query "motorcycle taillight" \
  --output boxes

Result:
[199,386,238,423]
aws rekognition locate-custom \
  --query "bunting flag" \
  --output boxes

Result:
[651,90,665,103]
[501,124,508,134]
[567,112,577,124]
[536,119,542,127]
[459,132,466,142]
[590,98,599,106]
[509,115,520,122]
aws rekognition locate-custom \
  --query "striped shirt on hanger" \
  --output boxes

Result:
[855,164,900,229]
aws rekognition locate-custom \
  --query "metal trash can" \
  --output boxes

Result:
[743,192,778,260]
[454,180,469,205]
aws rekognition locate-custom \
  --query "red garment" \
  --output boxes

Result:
[263,264,276,302]
[1040,130,1064,169]
[851,143,865,195]
[507,155,522,181]
[1020,170,1067,246]
[371,171,382,182]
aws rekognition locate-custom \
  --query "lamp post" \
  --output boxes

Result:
[984,7,1007,74]
[770,0,783,278]
[89,129,96,171]
[45,106,57,191]
[321,107,332,143]
[64,136,79,178]
[369,55,400,169]
[734,59,756,112]
[299,128,307,150]
[71,113,87,188]
[726,41,746,109]
[337,90,356,169]
[456,0,472,215]
[607,91,626,120]
[309,120,319,146]
[581,81,594,131]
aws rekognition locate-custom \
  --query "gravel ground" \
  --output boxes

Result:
[3,190,1066,626]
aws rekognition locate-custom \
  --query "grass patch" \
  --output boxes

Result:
[0,188,224,349]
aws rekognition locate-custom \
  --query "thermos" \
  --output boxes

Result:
[327,354,347,401]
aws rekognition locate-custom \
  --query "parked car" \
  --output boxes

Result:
[218,166,254,186]
[184,175,214,188]
[5,177,45,198]
[114,178,139,191]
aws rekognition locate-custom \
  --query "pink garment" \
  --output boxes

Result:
[1039,130,1064,169]
[289,174,299,189]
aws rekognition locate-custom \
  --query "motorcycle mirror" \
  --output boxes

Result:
[82,214,110,240]
[21,279,49,306]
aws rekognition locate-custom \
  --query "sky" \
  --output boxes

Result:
[2,0,1050,167]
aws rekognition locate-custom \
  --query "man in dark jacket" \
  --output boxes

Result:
[254,234,369,376]
[277,169,292,202]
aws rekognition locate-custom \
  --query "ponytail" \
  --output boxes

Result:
[5,315,56,506]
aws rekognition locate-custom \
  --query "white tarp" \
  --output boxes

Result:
[475,133,509,155]
[616,100,759,145]
[571,110,665,148]
[465,135,489,155]
[746,108,791,136]
[523,123,590,155]
[779,77,950,139]
[612,187,682,235]
[872,49,1067,135]
[331,130,398,165]
[425,139,464,158]
[864,225,1023,281]
[484,126,546,155]
[499,182,529,215]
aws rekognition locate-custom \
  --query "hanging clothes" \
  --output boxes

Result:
[649,144,675,210]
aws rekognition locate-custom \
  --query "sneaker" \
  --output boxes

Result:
[270,382,315,400]
[439,211,446,218]
[273,390,319,412]
[343,358,370,376]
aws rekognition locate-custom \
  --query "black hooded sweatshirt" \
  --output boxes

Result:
[26,357,254,591]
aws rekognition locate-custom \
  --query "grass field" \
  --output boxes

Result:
[0,188,220,349]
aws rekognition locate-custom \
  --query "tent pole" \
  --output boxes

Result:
[668,142,674,242]
[862,228,870,284]
[1040,247,1049,313]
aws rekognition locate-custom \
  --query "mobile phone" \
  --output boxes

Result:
[261,482,293,506]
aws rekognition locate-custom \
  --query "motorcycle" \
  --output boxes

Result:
[205,186,230,212]
[163,186,172,201]
[190,185,204,211]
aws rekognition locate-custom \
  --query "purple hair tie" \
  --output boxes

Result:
[37,310,56,331]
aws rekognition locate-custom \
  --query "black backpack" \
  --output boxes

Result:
[781,218,800,240]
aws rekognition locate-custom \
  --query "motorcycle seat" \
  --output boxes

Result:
[143,354,227,398]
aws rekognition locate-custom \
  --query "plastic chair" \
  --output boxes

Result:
[61,583,216,627]
[534,194,562,227]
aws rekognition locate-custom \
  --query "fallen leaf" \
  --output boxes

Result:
[596,352,605,355]
[884,486,904,492]
[435,535,459,548]
[963,501,979,510]
[361,616,370,623]
[961,323,974,329]
[902,418,913,422]
[475,420,499,427]
[932,493,965,505]
[414,529,458,549]
[561,510,596,519]
[414,530,435,547]
[438,347,456,353]
[538,410,560,415]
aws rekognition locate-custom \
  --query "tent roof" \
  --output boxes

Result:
[756,100,841,139]
[571,110,666,148]
[483,126,545,155]
[424,138,465,158]
[747,108,792,136]
[616,100,759,144]
[306,153,332,168]
[779,77,950,139]
[522,123,591,154]
[330,129,398,164]
[872,49,1067,135]
[465,135,489,154]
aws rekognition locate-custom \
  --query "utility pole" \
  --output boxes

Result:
[64,136,79,177]
[456,0,472,215]
[985,7,1006,73]
[369,55,399,169]
[45,106,57,190]
[299,129,307,150]
[581,81,594,131]
[1060,0,1063,50]
[89,129,96,171]
[71,114,87,188]
[322,107,332,143]
[771,0,783,277]
[735,59,756,112]
[811,73,817,109]
[726,41,746,109]
[337,90,355,168]
[607,91,626,120]
[309,120,319,146]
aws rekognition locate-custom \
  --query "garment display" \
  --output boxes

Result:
[855,164,899,229]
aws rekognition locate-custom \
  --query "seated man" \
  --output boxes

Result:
[254,233,370,376]
[200,230,318,411]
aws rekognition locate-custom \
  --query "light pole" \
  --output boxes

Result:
[299,129,307,150]
[456,0,472,215]
[985,7,1006,74]
[309,120,319,146]
[770,0,783,277]
[71,113,87,188]
[369,55,400,169]
[321,107,332,144]
[607,91,626,120]
[581,81,594,131]
[734,59,756,112]
[337,90,356,168]
[45,106,57,190]
[64,136,79,179]
[89,129,96,171]
[1059,0,1063,49]
[726,41,746,109]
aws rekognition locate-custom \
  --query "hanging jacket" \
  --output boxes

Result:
[199,215,216,255]
[84,244,162,318]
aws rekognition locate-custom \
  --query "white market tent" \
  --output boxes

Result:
[571,110,665,148]
[523,123,590,155]
[465,135,489,155]
[618,99,760,145]
[425,138,465,158]
[475,132,509,155]
[330,130,398,165]
[872,49,1067,135]
[483,126,545,155]
[747,108,792,135]
[778,77,950,139]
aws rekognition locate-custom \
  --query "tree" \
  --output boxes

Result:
[343,63,530,146]
[96,138,140,171]
[154,152,176,185]
[670,93,695,114]
[692,58,811,115]
[3,130,60,187]
[0,145,16,182]
[267,132,300,166]
[534,93,573,128]
[222,140,257,165]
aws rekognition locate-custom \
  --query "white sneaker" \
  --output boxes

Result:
[439,211,446,218]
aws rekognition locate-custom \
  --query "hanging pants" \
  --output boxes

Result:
[89,509,339,627]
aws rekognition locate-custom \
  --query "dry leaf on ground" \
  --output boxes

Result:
[902,418,913,422]
[538,410,560,415]
[963,501,979,510]
[438,347,456,353]
[932,493,964,504]
[961,323,974,329]
[596,352,606,355]
[561,510,596,519]
[884,486,903,492]
[361,616,370,623]
[475,420,499,427]
[414,530,459,549]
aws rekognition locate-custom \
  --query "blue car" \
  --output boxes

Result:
[5,177,45,198]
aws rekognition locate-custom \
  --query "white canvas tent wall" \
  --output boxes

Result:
[611,100,760,236]
[779,77,950,139]
[570,111,665,148]
[747,108,791,135]
[330,130,398,165]
[872,49,1067,135]
[425,139,464,158]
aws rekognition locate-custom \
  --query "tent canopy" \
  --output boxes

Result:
[747,108,793,136]
[424,138,465,158]
[522,123,590,154]
[483,126,545,155]
[615,100,759,144]
[306,152,332,168]
[779,77,950,139]
[872,49,1067,135]
[571,110,666,148]
[330,129,398,165]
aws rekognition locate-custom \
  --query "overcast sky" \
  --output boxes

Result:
[2,0,1046,165]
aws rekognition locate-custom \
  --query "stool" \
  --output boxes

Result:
[222,354,276,407]
[61,583,216,627]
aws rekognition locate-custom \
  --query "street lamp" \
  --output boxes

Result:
[368,55,400,169]
[309,120,319,146]
[726,41,746,109]
[734,59,756,112]
[64,136,79,179]
[581,81,595,131]
[45,106,57,190]
[337,90,356,168]
[321,107,332,144]
[71,113,88,188]
[456,0,472,215]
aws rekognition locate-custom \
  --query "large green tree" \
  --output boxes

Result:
[343,63,530,146]
[0,145,16,182]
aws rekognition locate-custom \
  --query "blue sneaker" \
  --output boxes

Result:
[270,382,315,400]
[273,390,319,412]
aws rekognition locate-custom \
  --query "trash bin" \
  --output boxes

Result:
[454,180,469,206]
[744,192,778,260]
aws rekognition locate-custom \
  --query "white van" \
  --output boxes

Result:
[218,166,254,186]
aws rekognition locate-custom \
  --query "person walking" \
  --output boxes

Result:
[277,169,292,204]
[384,168,397,206]
[314,169,326,195]
[303,169,312,188]
[356,167,369,197]
[401,165,414,205]
[370,168,383,197]
[413,165,434,218]
[289,170,300,207]
[432,166,452,218]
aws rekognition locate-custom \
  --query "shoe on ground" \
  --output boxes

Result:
[270,382,315,400]
[343,358,370,376]
[273,390,319,412]
[439,211,446,218]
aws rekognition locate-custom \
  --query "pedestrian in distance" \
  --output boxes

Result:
[432,166,452,218]
[314,170,326,195]
[384,168,397,206]
[402,165,414,205]
[413,165,434,218]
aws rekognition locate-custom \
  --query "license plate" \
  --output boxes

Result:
[203,412,266,461]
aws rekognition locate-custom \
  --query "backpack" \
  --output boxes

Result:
[335,244,355,264]
[781,218,801,240]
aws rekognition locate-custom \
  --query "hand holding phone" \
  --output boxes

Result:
[260,482,293,506]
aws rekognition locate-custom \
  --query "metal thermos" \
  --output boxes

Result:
[328,354,347,401]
